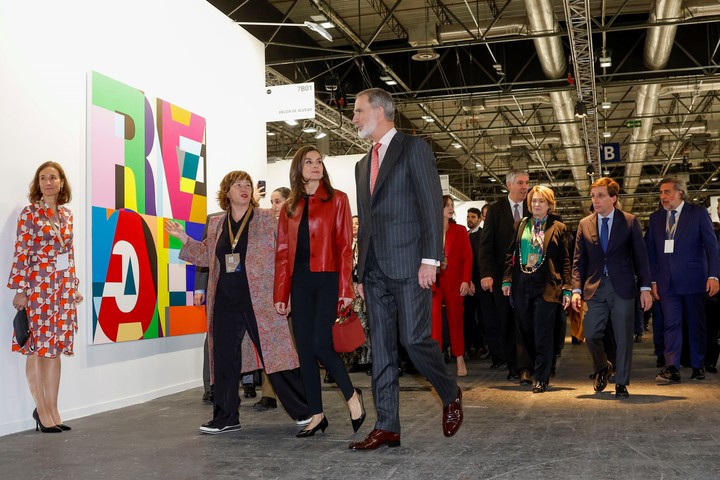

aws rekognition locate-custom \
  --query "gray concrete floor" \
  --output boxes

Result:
[2,329,719,480]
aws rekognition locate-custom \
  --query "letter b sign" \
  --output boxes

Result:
[601,143,620,163]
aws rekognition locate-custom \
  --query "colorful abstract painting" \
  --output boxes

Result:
[88,71,207,344]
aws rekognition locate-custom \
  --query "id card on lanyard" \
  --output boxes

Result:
[225,206,253,273]
[44,204,68,271]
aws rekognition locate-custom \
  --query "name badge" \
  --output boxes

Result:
[527,253,539,267]
[225,253,241,273]
[56,252,69,271]
[664,239,674,254]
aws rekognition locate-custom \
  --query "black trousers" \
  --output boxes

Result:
[479,284,517,370]
[213,306,309,427]
[291,263,354,415]
[513,282,558,383]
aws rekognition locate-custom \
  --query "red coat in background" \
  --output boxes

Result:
[432,222,473,357]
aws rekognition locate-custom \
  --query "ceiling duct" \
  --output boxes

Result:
[624,0,718,211]
[408,24,440,61]
[523,0,588,195]
[438,17,528,43]
[652,122,707,137]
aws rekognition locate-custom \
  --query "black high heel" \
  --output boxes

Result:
[32,408,62,433]
[296,416,328,437]
[351,387,366,433]
[57,424,72,431]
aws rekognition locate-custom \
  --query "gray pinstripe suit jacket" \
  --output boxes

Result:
[355,130,443,281]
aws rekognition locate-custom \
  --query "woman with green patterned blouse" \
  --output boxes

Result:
[501,186,572,393]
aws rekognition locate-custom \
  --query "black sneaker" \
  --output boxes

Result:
[655,366,681,384]
[691,368,705,380]
[199,422,241,435]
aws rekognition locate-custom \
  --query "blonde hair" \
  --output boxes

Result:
[526,185,556,213]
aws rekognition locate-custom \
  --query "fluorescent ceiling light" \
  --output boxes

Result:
[267,131,276,136]
[285,119,298,126]
[379,75,397,86]
[320,22,334,29]
[601,101,611,109]
[602,131,611,138]
[489,177,497,182]
[302,126,318,133]
[421,115,435,122]
[599,56,612,68]
[314,131,327,139]
[451,142,462,149]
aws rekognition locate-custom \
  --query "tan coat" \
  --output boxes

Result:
[180,208,299,381]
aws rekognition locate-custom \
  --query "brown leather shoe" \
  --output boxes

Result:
[442,387,463,437]
[348,428,400,450]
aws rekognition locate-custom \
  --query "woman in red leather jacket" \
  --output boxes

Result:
[274,145,365,438]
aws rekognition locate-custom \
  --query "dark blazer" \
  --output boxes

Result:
[503,214,572,303]
[469,229,482,287]
[478,198,530,283]
[646,203,719,295]
[355,131,443,281]
[572,208,651,301]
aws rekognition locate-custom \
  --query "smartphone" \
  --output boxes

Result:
[257,180,266,197]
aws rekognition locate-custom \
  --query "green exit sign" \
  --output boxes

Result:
[625,119,642,128]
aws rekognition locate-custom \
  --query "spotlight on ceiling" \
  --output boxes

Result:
[421,115,435,123]
[284,119,298,126]
[586,164,596,175]
[599,56,612,68]
[602,131,612,138]
[302,126,318,133]
[601,101,611,109]
[574,101,588,118]
[451,142,462,149]
[314,130,328,139]
[379,75,398,86]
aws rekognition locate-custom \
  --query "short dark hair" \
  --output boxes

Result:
[467,207,481,216]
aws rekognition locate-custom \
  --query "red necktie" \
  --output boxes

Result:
[370,143,382,195]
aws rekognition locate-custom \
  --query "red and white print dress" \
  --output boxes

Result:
[7,201,79,357]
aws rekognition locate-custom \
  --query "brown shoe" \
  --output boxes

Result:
[348,428,400,450]
[442,387,463,437]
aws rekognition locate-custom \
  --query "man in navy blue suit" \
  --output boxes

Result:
[571,177,653,398]
[646,177,719,383]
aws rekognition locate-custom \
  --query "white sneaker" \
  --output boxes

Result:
[198,423,241,435]
[295,417,312,426]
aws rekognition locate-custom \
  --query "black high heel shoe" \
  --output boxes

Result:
[296,416,328,438]
[351,387,366,433]
[57,423,72,431]
[32,408,62,433]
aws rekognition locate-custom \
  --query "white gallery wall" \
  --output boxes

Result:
[0,0,266,436]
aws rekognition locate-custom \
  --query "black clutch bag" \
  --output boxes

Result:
[13,308,30,347]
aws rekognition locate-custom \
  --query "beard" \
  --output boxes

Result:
[357,117,377,139]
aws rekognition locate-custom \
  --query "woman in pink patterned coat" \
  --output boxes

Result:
[9,161,83,433]
[165,171,309,435]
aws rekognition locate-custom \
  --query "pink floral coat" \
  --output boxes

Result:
[179,208,299,381]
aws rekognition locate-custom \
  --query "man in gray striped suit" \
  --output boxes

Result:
[348,88,463,451]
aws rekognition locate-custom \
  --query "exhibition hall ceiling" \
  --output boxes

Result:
[209,0,720,223]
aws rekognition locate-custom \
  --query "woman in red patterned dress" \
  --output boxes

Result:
[9,161,83,433]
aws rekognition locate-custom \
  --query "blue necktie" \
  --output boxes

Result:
[668,210,677,233]
[600,217,609,253]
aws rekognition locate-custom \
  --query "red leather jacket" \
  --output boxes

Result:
[274,183,354,304]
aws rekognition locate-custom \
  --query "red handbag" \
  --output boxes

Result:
[332,303,366,353]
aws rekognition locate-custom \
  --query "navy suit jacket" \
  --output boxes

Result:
[646,203,719,295]
[572,209,651,301]
[355,131,443,281]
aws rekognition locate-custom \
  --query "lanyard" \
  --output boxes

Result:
[227,206,253,252]
[42,203,66,250]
